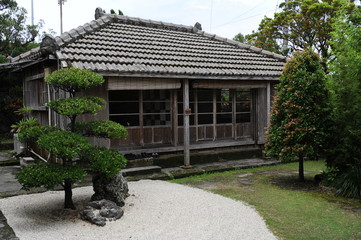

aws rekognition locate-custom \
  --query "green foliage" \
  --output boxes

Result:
[326,6,361,169]
[82,146,127,179]
[45,67,104,95]
[325,7,361,198]
[47,96,105,117]
[245,17,282,54]
[37,130,90,161]
[18,125,58,143]
[265,49,330,162]
[233,33,246,43]
[333,165,361,199]
[16,161,86,190]
[11,117,38,133]
[247,0,355,68]
[0,0,42,58]
[73,120,128,139]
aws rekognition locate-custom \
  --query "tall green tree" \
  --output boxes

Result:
[0,0,42,62]
[265,49,330,181]
[325,6,361,198]
[17,68,128,209]
[0,0,43,135]
[246,0,355,71]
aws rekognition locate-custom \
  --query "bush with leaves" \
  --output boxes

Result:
[265,49,331,181]
[325,6,361,199]
[17,67,128,209]
[73,120,128,139]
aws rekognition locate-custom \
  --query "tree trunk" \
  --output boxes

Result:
[298,155,305,182]
[64,179,76,209]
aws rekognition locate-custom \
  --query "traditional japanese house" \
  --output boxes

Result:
[10,8,286,166]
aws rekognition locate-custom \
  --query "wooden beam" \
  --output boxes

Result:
[183,79,190,166]
[193,80,267,89]
[101,72,280,82]
[25,73,44,82]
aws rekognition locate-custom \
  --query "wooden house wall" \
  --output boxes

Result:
[105,77,272,151]
[23,64,50,126]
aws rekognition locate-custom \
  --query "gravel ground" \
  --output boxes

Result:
[0,180,277,240]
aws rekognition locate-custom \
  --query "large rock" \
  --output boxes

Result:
[80,199,124,226]
[91,172,129,206]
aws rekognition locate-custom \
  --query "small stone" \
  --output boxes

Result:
[80,199,124,226]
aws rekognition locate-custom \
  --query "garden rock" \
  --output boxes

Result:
[80,199,124,226]
[91,172,129,206]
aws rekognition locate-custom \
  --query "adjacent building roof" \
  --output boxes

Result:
[11,8,286,79]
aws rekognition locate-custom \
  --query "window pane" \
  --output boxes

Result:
[236,102,251,112]
[236,89,251,101]
[198,114,213,124]
[197,89,213,101]
[143,90,170,101]
[198,103,213,113]
[109,90,138,101]
[144,102,170,113]
[144,114,170,126]
[217,114,232,124]
[236,113,251,123]
[110,115,139,127]
[109,102,139,114]
[216,89,231,101]
[217,102,232,113]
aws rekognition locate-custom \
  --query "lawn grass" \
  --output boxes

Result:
[171,161,361,240]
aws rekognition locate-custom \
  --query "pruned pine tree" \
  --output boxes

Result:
[16,67,127,209]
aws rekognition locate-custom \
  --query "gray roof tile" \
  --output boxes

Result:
[13,12,286,78]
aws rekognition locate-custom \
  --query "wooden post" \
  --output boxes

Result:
[183,79,191,167]
[44,68,52,126]
[139,90,144,146]
[232,89,236,139]
[172,90,178,146]
[213,89,217,141]
[266,82,271,127]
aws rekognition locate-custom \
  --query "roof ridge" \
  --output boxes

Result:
[11,7,286,64]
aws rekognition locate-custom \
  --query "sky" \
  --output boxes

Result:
[15,0,282,40]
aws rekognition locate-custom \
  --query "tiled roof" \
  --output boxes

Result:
[12,8,286,79]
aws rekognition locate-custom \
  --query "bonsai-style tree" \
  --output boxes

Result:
[265,49,330,181]
[17,67,127,209]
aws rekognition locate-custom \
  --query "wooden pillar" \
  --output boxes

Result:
[44,68,52,126]
[266,82,271,127]
[172,90,178,146]
[232,89,236,139]
[183,79,191,167]
[212,89,217,141]
[139,90,144,146]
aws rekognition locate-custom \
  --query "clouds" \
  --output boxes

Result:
[16,0,279,39]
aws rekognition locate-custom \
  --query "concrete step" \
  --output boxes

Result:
[121,165,161,177]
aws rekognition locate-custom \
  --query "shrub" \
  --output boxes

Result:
[82,146,127,179]
[73,120,128,139]
[16,162,87,190]
[11,117,38,133]
[18,125,59,143]
[45,67,104,94]
[47,96,105,117]
[37,130,90,161]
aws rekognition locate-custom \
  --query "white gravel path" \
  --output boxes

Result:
[0,180,277,240]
